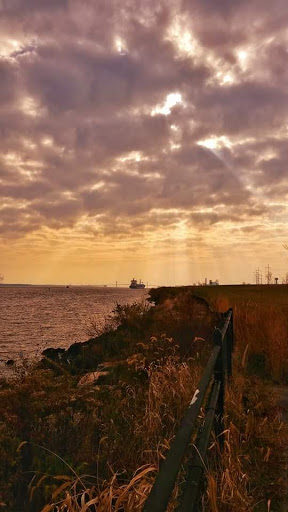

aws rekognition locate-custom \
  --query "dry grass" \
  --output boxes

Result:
[208,370,288,511]
[18,355,202,512]
[36,465,156,512]
[208,296,231,314]
[30,356,287,512]
[233,301,288,383]
[201,296,288,511]
[2,290,288,511]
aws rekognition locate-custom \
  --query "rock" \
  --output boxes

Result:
[77,371,110,387]
[42,347,65,360]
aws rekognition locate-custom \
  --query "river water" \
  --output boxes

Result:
[0,286,148,373]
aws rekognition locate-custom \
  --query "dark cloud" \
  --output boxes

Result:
[1,0,68,11]
[257,158,288,186]
[0,59,19,106]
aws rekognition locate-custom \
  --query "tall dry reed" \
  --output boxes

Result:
[234,302,288,382]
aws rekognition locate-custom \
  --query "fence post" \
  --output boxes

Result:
[226,308,233,378]
[230,308,234,351]
[15,442,32,512]
[213,327,225,452]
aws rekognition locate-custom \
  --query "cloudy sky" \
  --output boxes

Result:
[0,0,288,285]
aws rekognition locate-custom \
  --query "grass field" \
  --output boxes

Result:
[150,284,288,309]
[195,284,288,383]
[191,284,288,309]
[150,284,288,383]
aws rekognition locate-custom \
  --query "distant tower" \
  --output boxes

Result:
[275,277,278,284]
[254,268,262,285]
[265,264,272,285]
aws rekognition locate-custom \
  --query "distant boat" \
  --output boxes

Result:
[129,278,145,289]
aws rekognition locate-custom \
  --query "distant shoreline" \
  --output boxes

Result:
[0,283,127,288]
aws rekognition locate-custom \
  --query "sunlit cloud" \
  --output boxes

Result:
[152,92,183,116]
[237,49,249,70]
[0,38,22,57]
[41,137,53,146]
[215,71,236,86]
[117,151,143,162]
[20,96,41,117]
[165,16,201,58]
[166,16,239,87]
[90,182,106,191]
[114,36,127,55]
[197,136,232,150]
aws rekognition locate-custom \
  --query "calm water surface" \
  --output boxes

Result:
[0,286,148,371]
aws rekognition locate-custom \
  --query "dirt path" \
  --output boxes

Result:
[271,386,288,511]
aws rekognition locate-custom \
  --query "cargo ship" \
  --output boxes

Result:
[129,278,145,289]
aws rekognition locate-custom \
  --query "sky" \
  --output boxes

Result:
[0,0,288,286]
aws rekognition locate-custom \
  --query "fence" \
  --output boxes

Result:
[142,308,234,512]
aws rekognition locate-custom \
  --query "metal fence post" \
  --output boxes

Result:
[213,327,225,452]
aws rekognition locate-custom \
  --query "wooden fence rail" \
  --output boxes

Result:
[143,308,234,512]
